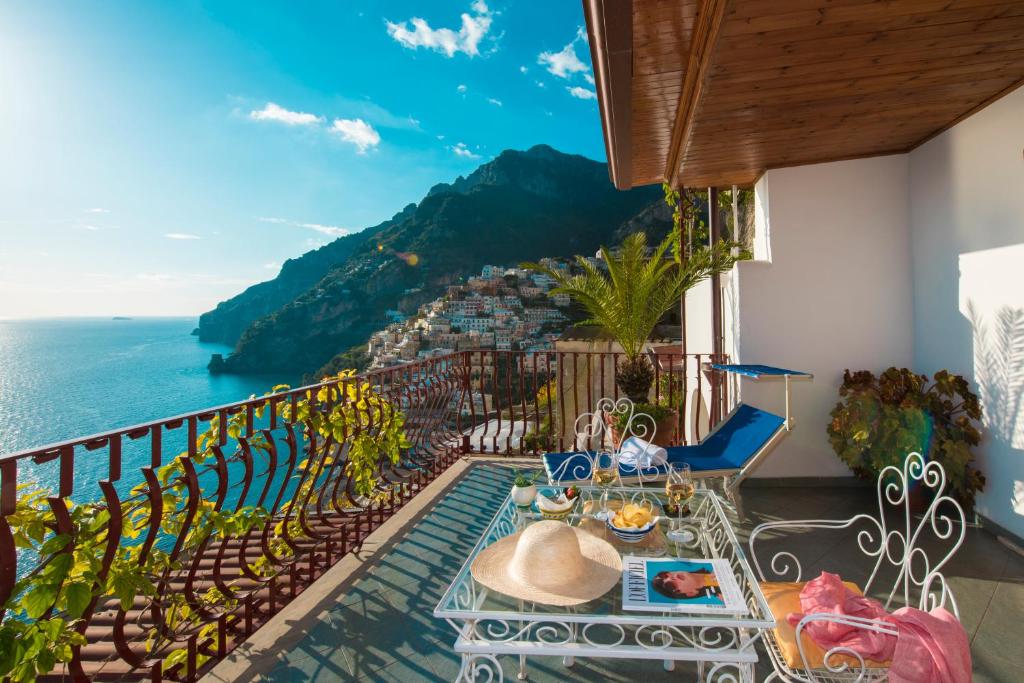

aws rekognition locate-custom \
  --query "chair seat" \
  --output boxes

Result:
[760,581,891,671]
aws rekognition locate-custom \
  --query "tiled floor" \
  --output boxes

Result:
[255,464,1023,682]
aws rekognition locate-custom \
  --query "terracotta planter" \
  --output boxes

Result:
[605,409,679,448]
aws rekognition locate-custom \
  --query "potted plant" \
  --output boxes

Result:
[523,230,743,404]
[510,469,540,506]
[827,367,985,510]
[606,402,678,447]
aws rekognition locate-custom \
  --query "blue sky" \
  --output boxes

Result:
[0,1,603,318]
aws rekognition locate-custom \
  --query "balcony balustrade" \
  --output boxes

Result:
[0,349,724,681]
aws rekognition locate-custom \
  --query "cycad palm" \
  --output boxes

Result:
[524,230,742,401]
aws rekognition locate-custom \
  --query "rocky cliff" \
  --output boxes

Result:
[202,145,671,377]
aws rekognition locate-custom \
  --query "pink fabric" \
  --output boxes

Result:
[785,572,971,683]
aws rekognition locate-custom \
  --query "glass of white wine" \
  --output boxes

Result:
[593,452,618,519]
[665,463,695,544]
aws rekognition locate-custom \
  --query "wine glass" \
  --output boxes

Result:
[593,452,618,519]
[665,463,695,543]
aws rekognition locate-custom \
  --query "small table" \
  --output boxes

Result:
[434,485,774,682]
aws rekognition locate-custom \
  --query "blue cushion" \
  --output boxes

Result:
[542,404,785,483]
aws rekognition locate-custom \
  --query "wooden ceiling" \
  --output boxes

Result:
[585,0,1024,189]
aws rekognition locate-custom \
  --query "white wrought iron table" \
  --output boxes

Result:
[434,484,775,682]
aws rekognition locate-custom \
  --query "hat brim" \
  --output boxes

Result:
[470,527,622,607]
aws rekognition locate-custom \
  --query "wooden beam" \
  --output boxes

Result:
[584,0,634,190]
[664,0,728,187]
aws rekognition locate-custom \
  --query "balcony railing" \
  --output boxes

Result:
[0,348,725,681]
[458,349,730,454]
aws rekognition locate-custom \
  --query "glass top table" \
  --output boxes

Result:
[434,484,774,682]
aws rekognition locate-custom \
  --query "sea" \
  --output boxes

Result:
[0,318,296,493]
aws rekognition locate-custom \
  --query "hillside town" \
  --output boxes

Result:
[367,257,604,368]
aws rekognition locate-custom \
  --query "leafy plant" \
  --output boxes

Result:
[610,402,676,434]
[828,367,985,509]
[523,229,744,402]
[0,370,409,682]
[511,469,540,488]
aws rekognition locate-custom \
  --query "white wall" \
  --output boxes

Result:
[909,85,1024,537]
[730,155,915,477]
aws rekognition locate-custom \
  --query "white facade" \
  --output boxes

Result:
[726,86,1024,537]
[908,85,1024,538]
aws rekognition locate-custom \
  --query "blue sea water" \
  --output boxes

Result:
[0,317,294,462]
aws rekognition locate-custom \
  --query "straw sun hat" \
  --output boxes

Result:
[470,520,622,606]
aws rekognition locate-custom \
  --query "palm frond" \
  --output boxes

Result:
[523,232,745,360]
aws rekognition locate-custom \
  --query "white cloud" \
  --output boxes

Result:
[584,73,595,85]
[249,102,322,126]
[457,84,468,94]
[450,142,481,160]
[330,118,381,154]
[486,97,502,107]
[567,86,597,100]
[535,80,546,88]
[386,2,493,58]
[259,216,352,238]
[77,224,102,231]
[264,262,281,271]
[165,233,201,240]
[519,65,528,74]
[135,272,249,286]
[85,208,109,214]
[437,134,446,140]
[300,222,351,236]
[538,29,590,80]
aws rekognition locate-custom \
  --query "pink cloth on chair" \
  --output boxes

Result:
[786,572,971,683]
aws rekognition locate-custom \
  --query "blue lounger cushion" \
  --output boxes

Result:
[543,404,785,484]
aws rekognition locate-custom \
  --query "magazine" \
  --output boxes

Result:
[621,556,748,615]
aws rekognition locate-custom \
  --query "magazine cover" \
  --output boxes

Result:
[621,556,748,615]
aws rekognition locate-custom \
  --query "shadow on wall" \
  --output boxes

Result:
[960,244,1024,531]
[969,303,1024,516]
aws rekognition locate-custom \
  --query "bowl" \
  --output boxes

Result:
[605,516,658,543]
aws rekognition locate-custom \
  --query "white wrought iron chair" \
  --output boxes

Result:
[541,397,677,488]
[748,452,966,682]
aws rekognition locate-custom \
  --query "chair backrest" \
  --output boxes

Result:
[749,452,965,618]
[852,452,966,615]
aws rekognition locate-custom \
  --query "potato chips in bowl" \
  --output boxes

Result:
[605,502,658,543]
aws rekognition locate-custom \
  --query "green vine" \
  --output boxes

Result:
[0,370,409,681]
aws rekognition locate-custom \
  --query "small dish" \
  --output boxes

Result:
[535,493,577,521]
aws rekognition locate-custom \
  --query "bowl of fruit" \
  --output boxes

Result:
[534,486,580,521]
[606,502,658,543]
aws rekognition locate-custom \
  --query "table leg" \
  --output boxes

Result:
[517,655,528,681]
[562,656,575,667]
[663,659,675,671]
[457,654,473,683]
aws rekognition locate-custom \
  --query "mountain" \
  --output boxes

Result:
[201,144,670,377]
[196,203,415,345]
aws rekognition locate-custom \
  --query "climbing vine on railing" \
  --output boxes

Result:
[0,370,409,682]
